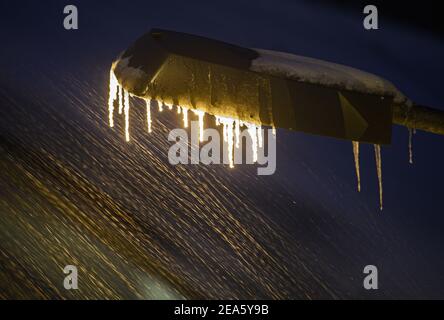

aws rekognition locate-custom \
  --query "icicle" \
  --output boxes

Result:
[123,90,130,142]
[272,126,276,136]
[222,121,228,142]
[192,110,205,142]
[374,144,383,211]
[146,99,152,133]
[246,123,258,163]
[234,119,240,149]
[158,100,163,112]
[352,141,361,192]
[177,106,181,114]
[220,119,234,168]
[227,121,234,168]
[216,116,235,168]
[108,69,118,127]
[164,102,173,110]
[257,126,263,148]
[215,116,225,140]
[117,86,123,115]
[408,127,413,164]
[182,107,188,128]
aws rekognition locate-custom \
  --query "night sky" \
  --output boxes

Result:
[0,0,443,299]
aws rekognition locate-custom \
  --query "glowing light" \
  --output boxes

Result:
[352,141,361,192]
[108,69,118,127]
[177,106,181,114]
[158,101,163,112]
[146,99,152,133]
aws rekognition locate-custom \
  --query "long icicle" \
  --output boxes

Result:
[226,120,234,168]
[234,120,240,149]
[118,86,123,114]
[108,69,118,127]
[216,116,235,168]
[374,144,383,211]
[257,126,263,148]
[123,90,130,142]
[192,110,205,142]
[408,127,414,164]
[352,141,361,192]
[246,123,258,163]
[146,99,152,133]
[182,107,188,128]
